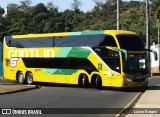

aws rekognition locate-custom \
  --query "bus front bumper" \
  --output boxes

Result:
[123,80,148,87]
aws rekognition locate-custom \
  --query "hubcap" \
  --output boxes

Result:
[82,77,85,85]
[27,74,33,84]
[19,73,24,83]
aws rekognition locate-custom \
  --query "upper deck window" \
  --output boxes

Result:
[5,34,117,48]
[116,35,145,51]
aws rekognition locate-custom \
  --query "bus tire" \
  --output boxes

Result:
[26,72,33,85]
[17,71,25,84]
[79,74,88,88]
[95,75,102,89]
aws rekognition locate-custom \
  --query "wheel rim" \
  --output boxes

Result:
[27,74,33,84]
[95,78,98,87]
[82,77,85,86]
[18,73,24,83]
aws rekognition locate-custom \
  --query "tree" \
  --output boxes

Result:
[19,0,32,10]
[33,3,49,15]
[92,0,104,7]
[150,0,160,44]
[0,0,158,44]
[0,7,5,16]
[150,0,160,18]
[46,1,55,10]
[0,15,6,41]
[120,1,146,37]
[71,0,82,13]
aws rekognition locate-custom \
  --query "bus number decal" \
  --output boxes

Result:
[10,58,19,67]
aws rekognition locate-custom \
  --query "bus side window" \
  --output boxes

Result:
[7,39,15,47]
[69,58,76,69]
[108,51,120,72]
[102,50,120,73]
[42,58,52,68]
[53,58,69,69]
[99,35,117,47]
[9,40,11,45]
[52,37,55,47]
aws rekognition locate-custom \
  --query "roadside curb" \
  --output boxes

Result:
[0,85,41,95]
[115,92,143,117]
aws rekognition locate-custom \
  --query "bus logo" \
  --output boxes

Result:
[98,63,102,70]
[8,49,54,59]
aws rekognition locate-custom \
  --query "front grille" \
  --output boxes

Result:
[132,78,147,82]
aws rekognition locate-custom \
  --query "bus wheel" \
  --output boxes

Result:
[17,72,25,84]
[95,75,102,89]
[79,74,88,88]
[26,72,33,85]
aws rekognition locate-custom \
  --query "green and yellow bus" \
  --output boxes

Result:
[3,30,157,89]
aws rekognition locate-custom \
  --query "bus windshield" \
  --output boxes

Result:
[116,35,145,51]
[123,54,149,75]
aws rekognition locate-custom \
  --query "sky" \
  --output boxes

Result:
[0,0,96,12]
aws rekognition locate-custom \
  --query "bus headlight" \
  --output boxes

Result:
[124,77,132,82]
[124,77,148,82]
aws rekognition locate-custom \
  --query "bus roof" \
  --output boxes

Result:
[11,30,137,39]
[105,30,137,35]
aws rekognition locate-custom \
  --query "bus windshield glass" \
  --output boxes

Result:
[116,35,145,51]
[123,54,149,75]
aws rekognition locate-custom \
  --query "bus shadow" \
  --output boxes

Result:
[147,86,160,90]
[100,87,146,92]
[107,85,160,92]
[33,82,145,92]
[34,82,79,88]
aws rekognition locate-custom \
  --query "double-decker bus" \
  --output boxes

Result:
[3,30,157,89]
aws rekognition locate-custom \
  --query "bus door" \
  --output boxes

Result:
[93,47,117,86]
[104,50,121,86]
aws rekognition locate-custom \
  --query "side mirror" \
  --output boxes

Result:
[146,49,158,61]
[110,47,128,61]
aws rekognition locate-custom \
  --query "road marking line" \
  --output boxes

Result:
[115,92,143,117]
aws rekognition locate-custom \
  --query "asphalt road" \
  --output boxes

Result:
[0,79,150,117]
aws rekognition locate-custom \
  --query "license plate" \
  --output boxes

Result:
[137,83,141,86]
[136,77,142,79]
